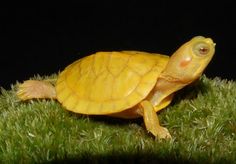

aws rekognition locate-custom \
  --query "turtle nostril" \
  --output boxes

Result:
[205,38,214,45]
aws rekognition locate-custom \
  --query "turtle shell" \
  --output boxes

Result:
[55,51,169,115]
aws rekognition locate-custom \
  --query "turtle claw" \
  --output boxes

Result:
[155,126,172,140]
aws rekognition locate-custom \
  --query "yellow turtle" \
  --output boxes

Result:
[17,36,215,139]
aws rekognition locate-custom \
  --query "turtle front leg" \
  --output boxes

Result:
[140,100,172,139]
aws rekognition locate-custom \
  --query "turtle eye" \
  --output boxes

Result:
[193,42,210,56]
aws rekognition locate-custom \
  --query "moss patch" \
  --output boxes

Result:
[0,75,236,163]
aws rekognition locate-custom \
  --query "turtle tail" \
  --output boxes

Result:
[17,80,57,100]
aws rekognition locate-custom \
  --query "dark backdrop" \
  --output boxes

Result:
[1,1,236,89]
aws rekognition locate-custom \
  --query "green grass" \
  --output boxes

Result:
[0,75,236,163]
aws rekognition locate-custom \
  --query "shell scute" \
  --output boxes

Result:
[107,52,130,77]
[92,52,110,76]
[127,55,155,75]
[89,73,114,101]
[111,67,141,100]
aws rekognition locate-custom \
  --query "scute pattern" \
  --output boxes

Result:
[56,51,169,114]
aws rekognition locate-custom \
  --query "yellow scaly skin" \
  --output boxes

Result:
[17,36,215,139]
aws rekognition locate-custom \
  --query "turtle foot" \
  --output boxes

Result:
[17,80,56,100]
[154,126,172,139]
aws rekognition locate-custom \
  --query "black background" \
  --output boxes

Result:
[1,1,236,89]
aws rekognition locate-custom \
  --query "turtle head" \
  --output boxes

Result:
[163,36,215,83]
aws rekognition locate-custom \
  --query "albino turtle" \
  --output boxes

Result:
[17,36,215,139]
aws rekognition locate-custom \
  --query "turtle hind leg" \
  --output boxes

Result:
[17,80,56,100]
[140,100,172,139]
